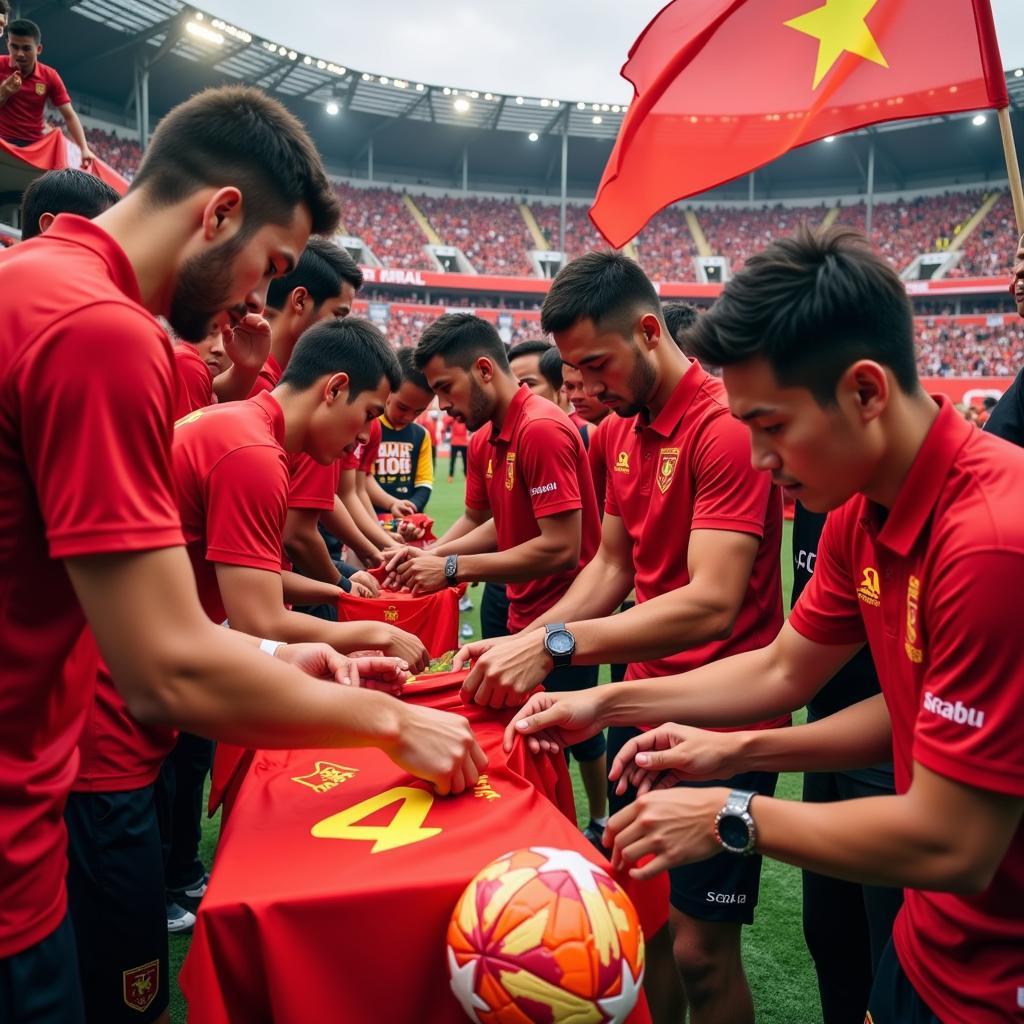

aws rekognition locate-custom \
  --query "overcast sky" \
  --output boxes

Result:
[207,0,1024,103]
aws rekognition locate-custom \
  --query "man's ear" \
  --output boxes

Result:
[475,355,495,383]
[839,360,889,424]
[37,211,56,235]
[639,312,663,350]
[289,286,310,317]
[324,371,350,404]
[200,187,243,242]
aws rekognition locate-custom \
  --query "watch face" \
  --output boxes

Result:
[718,814,750,851]
[546,630,574,656]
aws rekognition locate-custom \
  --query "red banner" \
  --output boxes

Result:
[0,130,129,194]
[182,674,663,1024]
[921,376,1010,405]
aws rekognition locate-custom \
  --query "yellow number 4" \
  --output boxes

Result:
[311,786,441,853]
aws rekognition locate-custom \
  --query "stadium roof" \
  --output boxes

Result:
[39,0,1024,198]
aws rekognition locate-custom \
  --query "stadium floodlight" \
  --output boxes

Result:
[443,86,452,95]
[823,135,836,142]
[540,98,551,107]
[317,59,326,69]
[185,20,224,46]
[326,100,340,116]
[972,114,987,127]
[576,101,586,110]
[193,11,203,19]
[288,51,297,60]
[362,72,372,81]
[592,115,603,124]
[454,97,471,113]
[612,105,621,113]
[1016,69,1024,78]
[485,93,493,101]
[600,104,610,112]
[470,91,479,99]
[303,56,312,65]
[528,132,539,142]
[380,76,389,84]
[416,83,425,91]
[515,96,524,105]
[591,103,600,111]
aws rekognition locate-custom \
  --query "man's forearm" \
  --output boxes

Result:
[520,550,633,632]
[322,497,379,565]
[345,486,397,549]
[366,475,396,512]
[729,693,892,774]
[213,363,261,403]
[281,570,343,606]
[63,108,89,154]
[235,604,390,652]
[285,526,342,585]
[432,518,499,558]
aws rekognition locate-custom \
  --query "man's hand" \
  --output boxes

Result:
[80,145,97,167]
[609,723,744,796]
[348,570,380,597]
[389,499,417,517]
[1,72,21,98]
[502,689,605,754]
[605,786,728,877]
[393,553,448,595]
[224,313,272,371]
[372,624,429,673]
[388,703,488,796]
[397,519,427,542]
[456,628,551,708]
[350,580,375,599]
[382,545,418,586]
[344,653,408,695]
[273,642,355,682]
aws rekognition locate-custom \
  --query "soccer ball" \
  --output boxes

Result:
[447,846,645,1023]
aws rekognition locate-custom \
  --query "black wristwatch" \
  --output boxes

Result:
[714,789,758,856]
[443,554,459,586]
[543,622,576,668]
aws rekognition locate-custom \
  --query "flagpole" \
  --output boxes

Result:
[997,107,1024,234]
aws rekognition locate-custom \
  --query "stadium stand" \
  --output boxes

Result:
[947,192,1017,278]
[335,181,430,268]
[635,205,700,280]
[698,203,825,273]
[530,200,612,260]
[916,316,1024,376]
[415,193,535,276]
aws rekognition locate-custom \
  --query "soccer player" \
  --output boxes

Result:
[389,313,609,837]
[509,227,1024,1024]
[19,167,118,239]
[0,85,483,1024]
[445,410,469,480]
[0,19,93,160]
[508,338,559,403]
[368,348,435,516]
[459,252,785,1024]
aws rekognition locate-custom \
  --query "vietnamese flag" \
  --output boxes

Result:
[591,0,1009,247]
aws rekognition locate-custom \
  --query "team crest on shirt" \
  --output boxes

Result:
[656,447,680,493]
[614,451,630,474]
[35,82,46,96]
[174,408,206,429]
[291,760,359,793]
[384,604,400,624]
[904,575,923,663]
[856,567,881,607]
[505,452,516,490]
[123,959,159,1013]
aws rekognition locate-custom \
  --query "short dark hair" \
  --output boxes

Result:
[396,347,431,393]
[0,2,13,20]
[541,250,662,337]
[280,317,400,397]
[507,339,552,362]
[131,86,339,237]
[414,312,510,373]
[307,235,363,292]
[7,18,40,40]
[20,169,119,239]
[266,237,352,310]
[688,226,918,405]
[539,346,564,391]
[662,302,699,352]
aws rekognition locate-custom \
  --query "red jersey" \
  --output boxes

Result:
[446,416,469,447]
[341,417,382,474]
[464,425,492,510]
[248,353,284,397]
[173,342,214,420]
[289,453,341,512]
[789,399,1024,1024]
[465,387,600,632]
[0,56,70,142]
[587,415,611,515]
[603,362,786,730]
[0,215,182,956]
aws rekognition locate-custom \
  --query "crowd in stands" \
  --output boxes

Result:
[635,205,699,280]
[334,182,429,268]
[916,317,1024,377]
[698,203,825,273]
[946,192,1017,279]
[530,201,611,260]
[415,193,534,276]
[47,119,142,180]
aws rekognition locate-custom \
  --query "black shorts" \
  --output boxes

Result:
[866,940,942,1024]
[607,725,776,924]
[0,915,85,1024]
[65,786,169,1024]
[544,663,606,763]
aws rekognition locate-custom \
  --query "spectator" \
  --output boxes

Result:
[0,19,94,163]
[20,167,118,239]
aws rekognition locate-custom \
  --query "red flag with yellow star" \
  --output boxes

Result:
[590,0,1008,247]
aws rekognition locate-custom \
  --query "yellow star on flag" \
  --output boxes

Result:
[785,0,890,90]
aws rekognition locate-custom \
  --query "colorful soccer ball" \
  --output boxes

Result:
[447,846,645,1024]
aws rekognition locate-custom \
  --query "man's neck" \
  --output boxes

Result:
[862,390,941,509]
[643,349,691,421]
[489,374,522,432]
[271,385,312,454]
[268,319,299,373]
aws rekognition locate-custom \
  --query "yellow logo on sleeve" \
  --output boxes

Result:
[905,575,923,663]
[505,452,516,491]
[857,567,881,607]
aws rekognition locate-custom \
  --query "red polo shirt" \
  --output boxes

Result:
[173,342,215,420]
[465,426,492,510]
[603,361,786,731]
[248,353,284,397]
[587,415,611,515]
[0,56,70,142]
[0,215,182,956]
[789,399,1024,1024]
[289,453,342,511]
[340,417,382,474]
[464,386,600,632]
[447,417,469,447]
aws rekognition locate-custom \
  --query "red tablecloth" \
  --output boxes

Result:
[183,674,659,1023]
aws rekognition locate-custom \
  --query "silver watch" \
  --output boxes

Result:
[713,789,757,856]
